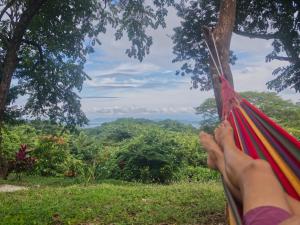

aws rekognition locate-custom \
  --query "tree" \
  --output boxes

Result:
[0,0,174,127]
[195,97,219,133]
[196,92,300,137]
[172,0,300,116]
[173,0,237,117]
[1,0,100,128]
[235,1,300,92]
[0,0,175,178]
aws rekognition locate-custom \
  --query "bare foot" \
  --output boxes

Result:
[199,131,223,170]
[214,120,235,150]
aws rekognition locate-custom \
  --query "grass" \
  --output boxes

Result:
[0,176,226,225]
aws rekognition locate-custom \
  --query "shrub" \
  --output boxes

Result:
[92,123,208,183]
[1,125,37,179]
[110,130,186,183]
[2,144,36,180]
[33,135,81,176]
[2,124,37,160]
[178,166,220,182]
[14,144,36,177]
[94,146,119,180]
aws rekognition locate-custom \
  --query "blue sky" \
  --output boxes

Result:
[80,8,299,125]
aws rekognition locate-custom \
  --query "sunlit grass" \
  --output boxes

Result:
[0,176,225,225]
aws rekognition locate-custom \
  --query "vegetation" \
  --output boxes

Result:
[0,0,173,178]
[173,0,300,93]
[196,92,300,138]
[1,118,216,183]
[0,177,225,225]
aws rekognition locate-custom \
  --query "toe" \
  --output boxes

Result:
[199,131,206,139]
[199,131,206,136]
[200,131,212,139]
[223,120,231,127]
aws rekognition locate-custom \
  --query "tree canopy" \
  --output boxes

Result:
[0,0,174,128]
[172,0,300,93]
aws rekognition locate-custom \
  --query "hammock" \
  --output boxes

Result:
[203,33,300,225]
[220,75,300,225]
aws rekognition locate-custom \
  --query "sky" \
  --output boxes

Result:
[80,7,299,126]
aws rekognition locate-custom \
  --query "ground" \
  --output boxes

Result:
[0,176,226,225]
[0,184,28,192]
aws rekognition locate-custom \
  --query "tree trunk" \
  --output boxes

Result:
[203,0,236,118]
[0,0,46,179]
[0,44,19,123]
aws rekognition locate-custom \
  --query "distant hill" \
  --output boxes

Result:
[84,118,198,140]
[86,114,201,128]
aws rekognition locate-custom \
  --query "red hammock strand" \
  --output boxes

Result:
[220,76,240,119]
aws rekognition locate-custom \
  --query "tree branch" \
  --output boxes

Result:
[234,29,277,40]
[266,55,295,63]
[0,0,17,21]
[21,39,44,64]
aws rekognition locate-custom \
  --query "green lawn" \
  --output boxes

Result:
[0,177,226,225]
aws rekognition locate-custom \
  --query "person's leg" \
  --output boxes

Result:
[214,120,292,215]
[200,131,300,216]
[287,196,300,216]
[199,132,242,202]
[279,215,300,225]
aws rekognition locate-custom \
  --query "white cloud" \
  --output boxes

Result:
[93,105,194,115]
[92,63,160,77]
[85,77,148,88]
[81,80,213,119]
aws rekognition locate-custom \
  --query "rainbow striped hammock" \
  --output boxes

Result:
[219,75,300,225]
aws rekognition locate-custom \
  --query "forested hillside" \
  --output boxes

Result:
[2,118,219,183]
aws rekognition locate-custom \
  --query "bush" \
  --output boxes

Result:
[286,127,300,139]
[14,144,36,178]
[2,124,37,160]
[1,144,36,180]
[108,129,189,183]
[178,166,220,182]
[91,122,211,183]
[33,135,82,176]
[94,146,119,180]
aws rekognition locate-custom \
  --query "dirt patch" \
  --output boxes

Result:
[0,184,28,192]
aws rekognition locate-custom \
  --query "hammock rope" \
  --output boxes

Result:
[211,34,224,76]
[202,31,300,225]
[203,35,222,77]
